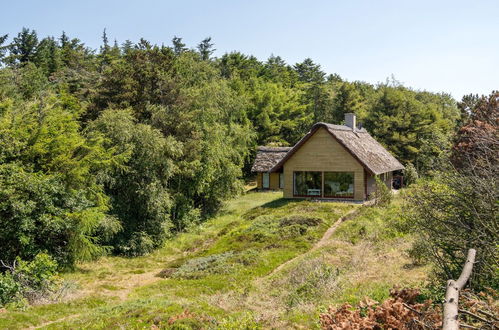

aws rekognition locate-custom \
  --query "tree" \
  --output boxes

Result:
[197,37,215,60]
[0,93,120,266]
[365,86,459,172]
[261,55,297,86]
[172,36,187,55]
[89,109,181,256]
[7,28,39,64]
[219,52,263,80]
[331,82,367,123]
[405,172,498,291]
[35,36,60,75]
[247,79,310,145]
[0,34,8,64]
[452,91,498,174]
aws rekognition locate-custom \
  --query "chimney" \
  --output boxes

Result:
[345,113,356,130]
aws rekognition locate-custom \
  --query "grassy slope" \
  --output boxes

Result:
[0,192,428,329]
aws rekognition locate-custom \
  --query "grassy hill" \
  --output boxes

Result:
[0,192,427,329]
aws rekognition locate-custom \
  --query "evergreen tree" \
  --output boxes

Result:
[294,58,325,84]
[332,82,367,123]
[0,34,8,64]
[172,36,187,55]
[35,36,60,75]
[7,28,39,64]
[197,37,215,60]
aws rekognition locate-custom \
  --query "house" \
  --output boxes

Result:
[251,146,292,190]
[251,113,404,201]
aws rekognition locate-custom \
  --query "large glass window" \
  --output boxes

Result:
[294,171,322,196]
[324,172,354,198]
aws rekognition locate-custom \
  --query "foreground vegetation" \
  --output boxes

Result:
[0,191,427,328]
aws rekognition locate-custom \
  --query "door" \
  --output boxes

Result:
[279,173,284,189]
[262,172,270,189]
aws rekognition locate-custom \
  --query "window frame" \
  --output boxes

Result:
[323,171,355,199]
[293,171,323,197]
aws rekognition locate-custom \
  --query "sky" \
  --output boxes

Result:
[2,0,498,99]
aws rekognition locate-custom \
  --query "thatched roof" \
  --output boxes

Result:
[271,122,404,175]
[251,146,292,172]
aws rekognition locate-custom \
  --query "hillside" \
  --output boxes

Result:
[0,192,427,329]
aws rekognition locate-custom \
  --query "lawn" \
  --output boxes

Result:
[0,191,427,329]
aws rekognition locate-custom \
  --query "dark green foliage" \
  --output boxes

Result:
[0,95,119,266]
[0,34,8,62]
[6,28,39,64]
[172,36,187,55]
[89,109,180,256]
[197,37,215,60]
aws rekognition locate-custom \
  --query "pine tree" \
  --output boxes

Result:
[7,28,39,64]
[294,58,325,84]
[197,37,215,60]
[121,40,134,54]
[0,34,8,63]
[172,36,187,55]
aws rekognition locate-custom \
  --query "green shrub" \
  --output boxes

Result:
[279,215,322,227]
[0,253,59,306]
[405,175,498,291]
[285,258,339,307]
[373,175,392,206]
[172,252,237,279]
[234,214,322,244]
[0,273,21,306]
[403,163,419,186]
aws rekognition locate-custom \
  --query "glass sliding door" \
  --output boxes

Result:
[324,172,354,198]
[293,171,322,197]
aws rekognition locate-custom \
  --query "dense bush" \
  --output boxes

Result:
[0,95,119,266]
[402,162,419,186]
[405,174,498,290]
[372,175,392,206]
[0,253,60,306]
[405,92,498,291]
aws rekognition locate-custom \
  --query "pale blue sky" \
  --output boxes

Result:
[2,0,498,99]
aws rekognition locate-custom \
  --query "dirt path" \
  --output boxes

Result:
[29,313,81,329]
[264,207,361,278]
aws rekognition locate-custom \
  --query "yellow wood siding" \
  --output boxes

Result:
[269,172,280,190]
[256,172,263,189]
[283,127,365,200]
[256,172,281,190]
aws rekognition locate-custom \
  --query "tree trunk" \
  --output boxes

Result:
[442,248,476,330]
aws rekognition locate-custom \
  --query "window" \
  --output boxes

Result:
[279,173,284,189]
[293,171,322,196]
[262,172,270,189]
[324,172,354,198]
